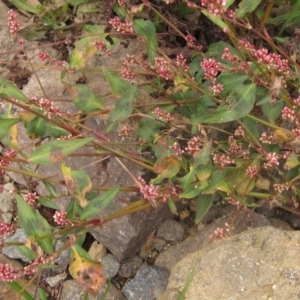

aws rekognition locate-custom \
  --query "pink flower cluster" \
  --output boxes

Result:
[281,106,296,123]
[176,54,189,72]
[30,96,62,119]
[201,0,227,16]
[246,165,259,178]
[201,58,225,83]
[25,192,39,206]
[0,263,20,281]
[0,222,15,237]
[170,142,184,156]
[94,40,111,56]
[234,126,245,138]
[185,136,202,155]
[7,9,20,34]
[185,34,202,51]
[23,256,45,276]
[213,153,234,169]
[109,17,134,34]
[53,210,69,225]
[263,152,280,169]
[138,176,159,203]
[119,125,131,138]
[209,223,230,241]
[228,136,242,154]
[211,83,223,95]
[154,107,174,122]
[273,183,290,194]
[118,0,126,6]
[153,57,175,80]
[0,150,16,175]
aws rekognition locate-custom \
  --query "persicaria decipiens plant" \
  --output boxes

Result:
[2,0,300,296]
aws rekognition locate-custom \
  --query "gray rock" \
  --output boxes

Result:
[45,272,67,287]
[153,237,168,252]
[157,226,300,300]
[3,228,30,262]
[122,265,169,300]
[2,212,13,224]
[102,253,120,279]
[119,255,143,278]
[60,279,126,300]
[156,218,185,242]
[54,240,70,271]
[155,208,270,271]
[0,183,15,213]
[288,214,300,229]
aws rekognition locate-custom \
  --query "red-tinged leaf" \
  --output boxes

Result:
[61,164,92,208]
[69,243,106,296]
[80,186,120,220]
[153,155,181,178]
[16,195,54,254]
[28,137,93,165]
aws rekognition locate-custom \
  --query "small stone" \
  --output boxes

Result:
[179,209,190,220]
[54,240,70,271]
[122,265,169,300]
[3,228,30,262]
[119,255,143,278]
[0,183,15,213]
[138,231,155,259]
[88,241,107,262]
[156,219,185,242]
[288,214,300,229]
[102,254,120,279]
[46,272,67,287]
[2,212,13,224]
[153,237,168,252]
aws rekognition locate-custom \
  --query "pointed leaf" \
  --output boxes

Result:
[26,116,69,138]
[80,186,120,220]
[38,197,60,210]
[103,70,133,95]
[61,164,92,208]
[28,137,93,164]
[236,0,262,18]
[0,118,20,139]
[16,195,54,254]
[109,84,137,122]
[0,77,29,102]
[195,194,214,223]
[133,19,157,64]
[205,83,256,123]
[202,9,229,30]
[71,84,104,112]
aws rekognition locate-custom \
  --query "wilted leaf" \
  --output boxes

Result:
[153,155,181,178]
[69,243,106,296]
[61,164,92,208]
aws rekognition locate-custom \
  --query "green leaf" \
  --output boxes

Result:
[133,19,157,64]
[16,245,37,261]
[206,42,241,61]
[38,288,48,300]
[205,83,256,123]
[11,0,38,14]
[216,73,249,95]
[194,194,214,223]
[103,70,133,95]
[71,84,104,112]
[180,181,209,199]
[26,116,69,138]
[7,282,35,300]
[28,137,93,164]
[16,195,54,254]
[0,77,29,102]
[167,198,177,214]
[43,181,57,196]
[202,9,229,30]
[0,118,19,139]
[61,164,92,208]
[236,0,262,18]
[80,186,120,220]
[138,115,163,142]
[109,84,138,122]
[262,101,284,123]
[38,197,60,210]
